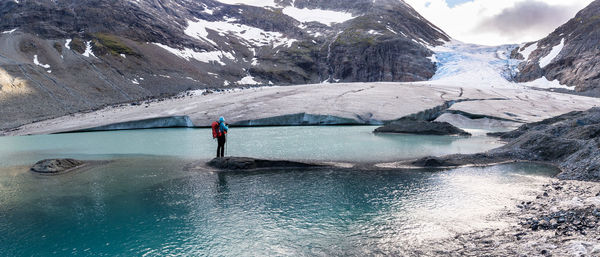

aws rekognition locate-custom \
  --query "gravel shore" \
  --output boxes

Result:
[407,180,600,256]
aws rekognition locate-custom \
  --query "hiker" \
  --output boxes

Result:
[211,116,229,158]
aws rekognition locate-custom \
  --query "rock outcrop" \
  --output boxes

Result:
[374,118,471,136]
[207,157,323,170]
[409,108,600,181]
[30,159,85,174]
[515,0,600,94]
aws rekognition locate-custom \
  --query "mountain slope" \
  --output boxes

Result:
[514,0,600,94]
[0,0,449,130]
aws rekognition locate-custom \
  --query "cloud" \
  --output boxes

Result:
[404,0,593,45]
[474,1,580,42]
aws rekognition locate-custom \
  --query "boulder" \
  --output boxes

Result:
[411,156,459,167]
[30,159,85,174]
[374,118,471,136]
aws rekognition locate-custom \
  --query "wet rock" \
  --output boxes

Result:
[374,118,471,136]
[30,159,85,174]
[422,107,600,180]
[207,157,323,170]
[411,157,458,168]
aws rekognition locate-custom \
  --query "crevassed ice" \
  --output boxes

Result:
[153,43,233,65]
[184,19,296,49]
[426,40,573,90]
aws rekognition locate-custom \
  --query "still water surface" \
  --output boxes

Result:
[0,127,557,256]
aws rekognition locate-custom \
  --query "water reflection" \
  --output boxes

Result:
[0,158,558,256]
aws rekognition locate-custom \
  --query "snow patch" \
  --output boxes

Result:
[120,54,126,58]
[282,7,355,26]
[212,0,277,7]
[184,19,297,49]
[131,79,139,85]
[539,38,564,68]
[237,75,260,85]
[65,39,71,49]
[521,77,572,90]
[33,55,51,69]
[82,41,96,58]
[154,43,233,65]
[1,28,17,34]
[386,26,398,34]
[519,43,537,61]
[201,4,215,15]
[427,54,437,63]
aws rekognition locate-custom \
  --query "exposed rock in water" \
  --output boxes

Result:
[411,156,458,168]
[409,107,600,181]
[30,159,85,174]
[374,118,471,136]
[207,157,323,170]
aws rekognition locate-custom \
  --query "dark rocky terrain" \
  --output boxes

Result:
[514,0,600,94]
[374,117,471,136]
[206,157,323,170]
[0,0,448,130]
[30,158,85,174]
[410,107,600,181]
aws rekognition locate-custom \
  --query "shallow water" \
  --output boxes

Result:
[0,126,557,255]
[0,126,502,166]
[0,157,558,256]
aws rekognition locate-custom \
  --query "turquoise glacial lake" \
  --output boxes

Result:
[0,126,558,256]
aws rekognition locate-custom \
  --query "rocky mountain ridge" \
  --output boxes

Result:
[0,0,449,129]
[513,0,600,94]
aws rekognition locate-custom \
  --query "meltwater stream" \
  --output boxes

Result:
[0,126,559,256]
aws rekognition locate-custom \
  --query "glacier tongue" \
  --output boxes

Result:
[426,40,571,90]
[426,40,521,88]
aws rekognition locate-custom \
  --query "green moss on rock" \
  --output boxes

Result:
[93,33,139,57]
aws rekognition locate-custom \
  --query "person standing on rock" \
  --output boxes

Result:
[212,116,229,158]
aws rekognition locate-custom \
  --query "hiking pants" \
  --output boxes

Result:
[217,135,226,157]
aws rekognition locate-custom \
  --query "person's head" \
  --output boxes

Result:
[219,116,225,123]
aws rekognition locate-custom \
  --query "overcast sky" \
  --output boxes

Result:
[404,0,594,45]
